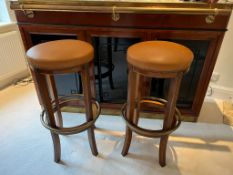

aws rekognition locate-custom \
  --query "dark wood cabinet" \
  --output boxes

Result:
[13,7,231,119]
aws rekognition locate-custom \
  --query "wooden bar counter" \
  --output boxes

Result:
[10,0,233,121]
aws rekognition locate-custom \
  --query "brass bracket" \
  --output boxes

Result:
[112,6,120,22]
[205,15,215,24]
[24,10,35,18]
[205,8,219,24]
[19,1,35,18]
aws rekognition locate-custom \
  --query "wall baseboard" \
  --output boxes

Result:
[207,83,233,100]
[0,69,29,90]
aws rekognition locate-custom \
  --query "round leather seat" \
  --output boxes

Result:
[127,41,194,72]
[26,40,94,70]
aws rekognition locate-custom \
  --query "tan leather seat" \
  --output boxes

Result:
[127,41,194,72]
[26,39,94,70]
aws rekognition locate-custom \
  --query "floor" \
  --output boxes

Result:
[0,83,233,175]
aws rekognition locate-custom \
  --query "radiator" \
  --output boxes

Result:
[0,31,28,88]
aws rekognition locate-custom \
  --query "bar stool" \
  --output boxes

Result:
[26,40,100,162]
[121,41,194,167]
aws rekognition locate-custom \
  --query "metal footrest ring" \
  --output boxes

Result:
[40,96,101,135]
[121,97,181,138]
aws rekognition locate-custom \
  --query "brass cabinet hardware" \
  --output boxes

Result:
[112,6,120,22]
[205,8,218,24]
[205,15,215,24]
[24,10,35,18]
[19,1,35,18]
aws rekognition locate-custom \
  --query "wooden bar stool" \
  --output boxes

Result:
[121,41,194,167]
[26,40,100,162]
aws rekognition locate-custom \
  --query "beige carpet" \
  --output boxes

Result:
[0,84,233,175]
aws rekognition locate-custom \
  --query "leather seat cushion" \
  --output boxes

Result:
[26,40,94,70]
[127,41,194,72]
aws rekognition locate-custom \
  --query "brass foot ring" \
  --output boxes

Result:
[121,97,181,138]
[40,97,101,135]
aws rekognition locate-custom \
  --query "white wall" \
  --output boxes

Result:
[209,13,233,99]
[214,13,233,87]
[0,0,9,22]
[4,0,16,21]
[0,1,29,89]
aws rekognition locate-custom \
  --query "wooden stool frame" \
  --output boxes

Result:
[121,64,185,167]
[31,62,100,163]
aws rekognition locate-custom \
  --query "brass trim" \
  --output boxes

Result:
[121,97,182,138]
[41,97,101,135]
[112,6,120,21]
[205,14,216,24]
[23,10,35,18]
[11,1,233,15]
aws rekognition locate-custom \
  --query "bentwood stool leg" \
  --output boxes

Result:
[34,70,61,162]
[47,75,63,127]
[133,73,143,125]
[81,64,98,156]
[159,72,183,167]
[122,66,137,156]
[89,61,96,99]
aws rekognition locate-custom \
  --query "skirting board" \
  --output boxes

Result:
[0,69,29,90]
[207,83,233,100]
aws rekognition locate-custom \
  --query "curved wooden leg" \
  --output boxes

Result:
[87,128,98,156]
[122,66,137,156]
[34,70,61,162]
[89,60,96,99]
[133,74,143,125]
[51,132,61,162]
[81,64,98,156]
[47,75,63,127]
[159,73,183,167]
[121,127,133,156]
[159,136,169,167]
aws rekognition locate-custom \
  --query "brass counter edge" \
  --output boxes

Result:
[10,1,233,15]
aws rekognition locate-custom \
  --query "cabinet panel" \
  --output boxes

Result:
[150,30,224,115]
[19,24,86,49]
[86,30,147,103]
[15,11,230,30]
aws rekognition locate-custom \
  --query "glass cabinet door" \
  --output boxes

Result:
[150,30,223,114]
[92,37,141,103]
[87,30,147,103]
[150,39,209,109]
